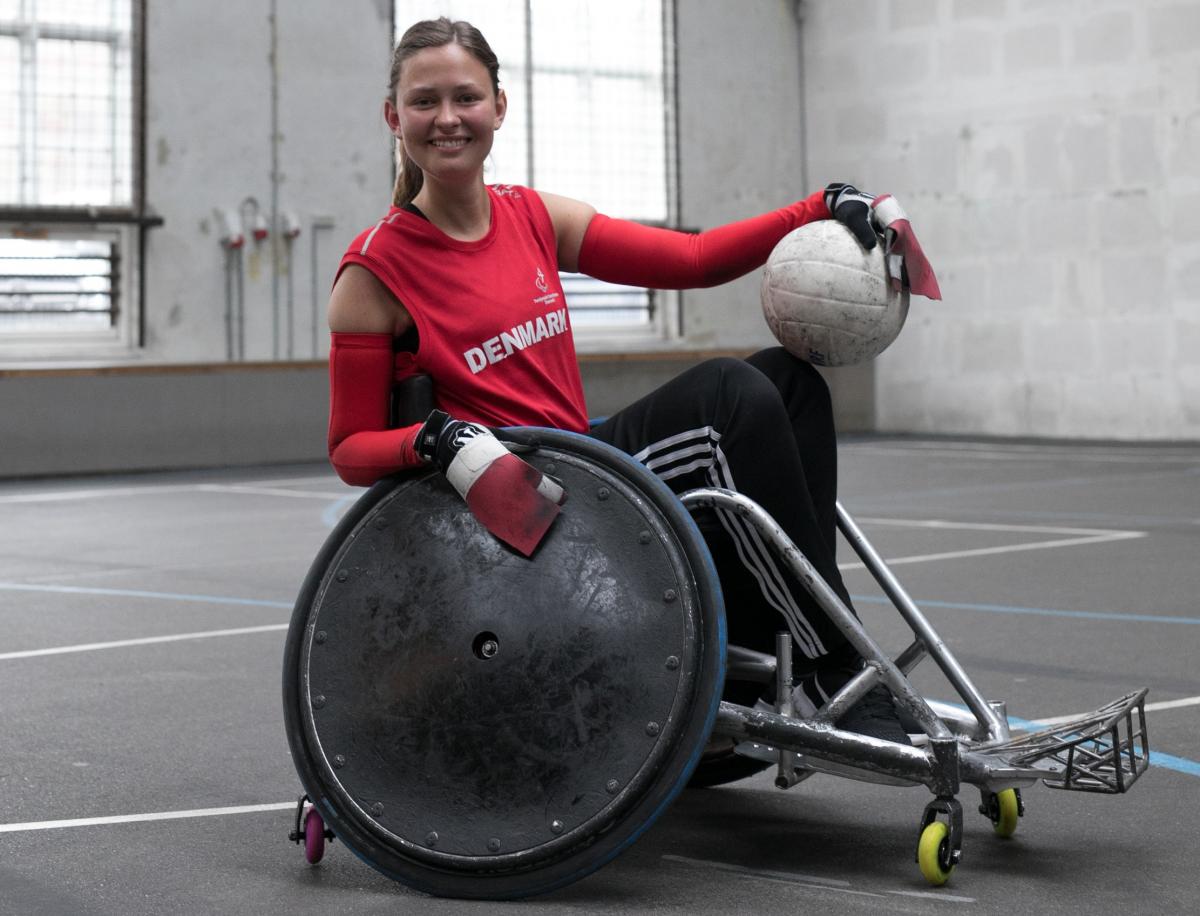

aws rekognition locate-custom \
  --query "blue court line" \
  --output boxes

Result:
[1005,714,1200,778]
[851,595,1200,626]
[321,494,357,528]
[0,582,291,609]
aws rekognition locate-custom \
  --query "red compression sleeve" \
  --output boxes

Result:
[327,332,423,486]
[577,189,830,289]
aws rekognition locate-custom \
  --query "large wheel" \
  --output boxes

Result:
[284,430,726,899]
[688,679,771,788]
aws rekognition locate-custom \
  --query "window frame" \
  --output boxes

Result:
[0,0,152,359]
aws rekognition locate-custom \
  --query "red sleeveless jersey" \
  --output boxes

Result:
[338,185,589,433]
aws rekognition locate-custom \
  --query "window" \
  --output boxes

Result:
[0,0,141,356]
[393,0,678,340]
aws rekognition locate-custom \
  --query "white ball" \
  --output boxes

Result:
[760,220,909,367]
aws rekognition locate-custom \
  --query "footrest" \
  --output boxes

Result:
[981,689,1149,794]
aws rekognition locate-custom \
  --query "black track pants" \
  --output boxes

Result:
[589,347,853,663]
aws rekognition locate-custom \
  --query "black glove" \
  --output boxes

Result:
[416,409,489,472]
[824,182,879,251]
[416,410,565,556]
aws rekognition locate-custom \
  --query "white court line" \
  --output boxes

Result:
[844,443,1200,465]
[662,855,974,903]
[1029,695,1200,728]
[838,517,1145,571]
[0,475,348,504]
[0,624,288,661]
[0,802,295,834]
[854,517,1143,537]
[194,484,349,499]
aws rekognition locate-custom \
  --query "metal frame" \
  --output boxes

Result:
[680,486,1149,860]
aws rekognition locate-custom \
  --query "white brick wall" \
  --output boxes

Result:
[801,0,1200,439]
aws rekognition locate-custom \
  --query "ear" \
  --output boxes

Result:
[494,87,507,130]
[384,99,402,138]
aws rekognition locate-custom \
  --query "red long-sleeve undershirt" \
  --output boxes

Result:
[327,332,422,486]
[327,191,832,485]
[576,189,829,289]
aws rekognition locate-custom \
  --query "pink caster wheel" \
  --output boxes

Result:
[289,794,334,865]
[303,808,326,864]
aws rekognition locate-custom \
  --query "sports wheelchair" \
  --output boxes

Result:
[283,425,1149,898]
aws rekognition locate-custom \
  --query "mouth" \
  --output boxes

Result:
[430,138,471,149]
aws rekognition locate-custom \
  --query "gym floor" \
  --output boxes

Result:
[2,436,1197,915]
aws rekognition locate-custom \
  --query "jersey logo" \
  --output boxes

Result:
[533,265,559,306]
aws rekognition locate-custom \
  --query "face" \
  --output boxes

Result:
[385,43,506,190]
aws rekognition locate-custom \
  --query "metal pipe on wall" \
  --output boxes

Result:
[268,0,282,360]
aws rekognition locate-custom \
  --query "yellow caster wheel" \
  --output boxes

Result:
[917,821,955,886]
[980,788,1023,838]
[992,788,1021,837]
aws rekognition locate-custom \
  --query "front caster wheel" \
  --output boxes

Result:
[984,788,1022,838]
[917,821,955,886]
[303,808,327,864]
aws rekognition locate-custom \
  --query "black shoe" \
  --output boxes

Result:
[836,685,913,745]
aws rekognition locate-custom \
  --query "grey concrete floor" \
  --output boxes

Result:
[0,437,1197,915]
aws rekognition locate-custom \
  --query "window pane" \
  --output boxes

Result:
[530,0,661,74]
[0,37,17,202]
[33,0,131,30]
[0,237,115,333]
[36,38,116,205]
[530,0,667,221]
[2,4,133,207]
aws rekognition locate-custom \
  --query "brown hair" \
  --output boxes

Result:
[388,18,502,207]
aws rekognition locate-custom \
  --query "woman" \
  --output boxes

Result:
[327,17,938,744]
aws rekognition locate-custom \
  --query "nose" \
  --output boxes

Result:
[434,100,461,130]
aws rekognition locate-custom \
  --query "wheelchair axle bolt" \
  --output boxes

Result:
[550,820,564,834]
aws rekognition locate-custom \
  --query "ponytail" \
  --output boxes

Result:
[393,142,423,208]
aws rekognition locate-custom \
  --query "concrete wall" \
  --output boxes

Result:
[801,0,1200,439]
[141,0,393,363]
